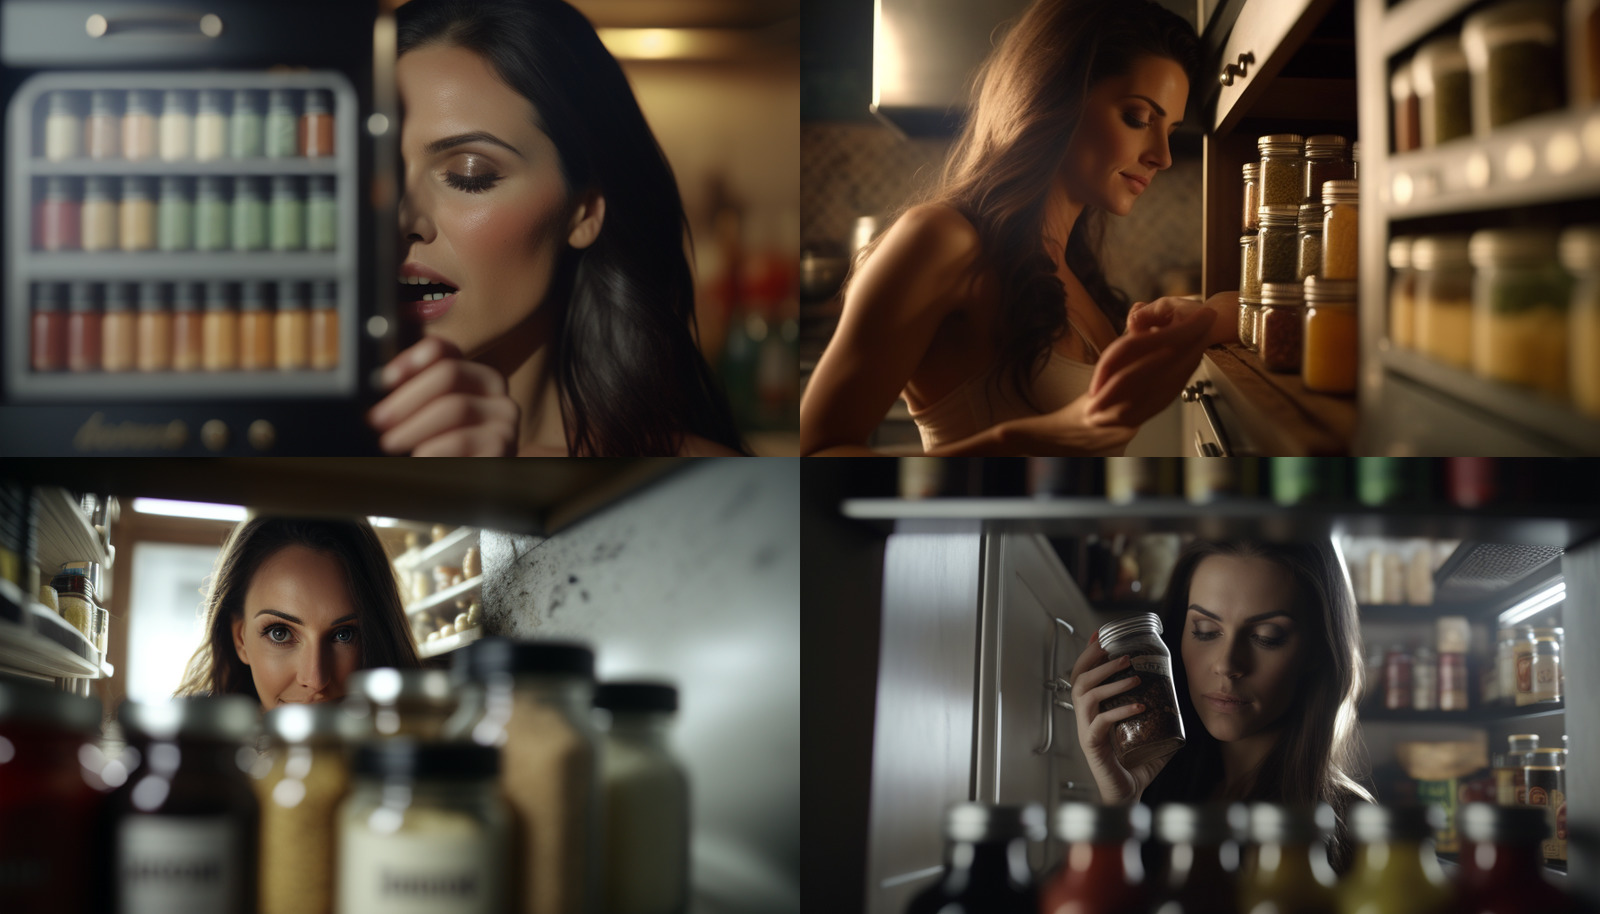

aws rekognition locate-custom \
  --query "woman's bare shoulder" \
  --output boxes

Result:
[879,203,983,268]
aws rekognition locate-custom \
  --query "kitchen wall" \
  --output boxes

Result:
[478,458,799,914]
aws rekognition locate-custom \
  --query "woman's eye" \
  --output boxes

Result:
[1122,113,1150,129]
[1190,627,1219,641]
[443,170,501,194]
[264,624,292,644]
[333,628,356,644]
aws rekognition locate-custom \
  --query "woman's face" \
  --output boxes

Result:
[1059,54,1189,217]
[396,43,604,356]
[1180,554,1308,743]
[231,544,363,710]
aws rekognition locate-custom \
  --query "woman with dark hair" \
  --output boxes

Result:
[1069,540,1374,872]
[174,516,421,709]
[801,0,1240,456]
[367,0,745,456]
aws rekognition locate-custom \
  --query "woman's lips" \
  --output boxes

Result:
[408,291,458,322]
[1204,694,1250,712]
[1122,173,1150,193]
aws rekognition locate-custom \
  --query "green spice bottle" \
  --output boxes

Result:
[194,176,230,252]
[1257,205,1299,285]
[270,176,305,251]
[265,88,298,158]
[1272,457,1347,504]
[157,176,193,252]
[1257,134,1305,206]
[1236,804,1337,914]
[1336,804,1454,914]
[232,177,268,252]
[1296,204,1323,282]
[307,176,337,252]
[230,89,263,158]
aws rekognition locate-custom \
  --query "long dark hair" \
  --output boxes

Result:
[1140,540,1373,874]
[397,0,746,456]
[175,516,420,701]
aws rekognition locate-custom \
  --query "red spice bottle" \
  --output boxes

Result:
[1454,804,1580,913]
[33,176,80,251]
[1041,803,1151,914]
[30,282,68,372]
[299,88,335,157]
[1151,803,1245,914]
[66,281,103,373]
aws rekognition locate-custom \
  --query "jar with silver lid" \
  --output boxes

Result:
[1240,231,1261,303]
[1257,205,1299,285]
[1239,294,1262,352]
[345,667,457,740]
[1258,282,1306,373]
[1414,35,1472,146]
[1094,614,1184,767]
[1296,203,1323,282]
[1241,163,1261,232]
[1302,135,1352,204]
[1469,228,1570,398]
[1462,0,1565,134]
[1258,134,1306,205]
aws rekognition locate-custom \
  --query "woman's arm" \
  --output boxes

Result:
[1127,290,1240,347]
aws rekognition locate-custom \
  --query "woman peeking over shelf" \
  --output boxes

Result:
[801,0,1240,456]
[174,516,420,710]
[367,0,746,456]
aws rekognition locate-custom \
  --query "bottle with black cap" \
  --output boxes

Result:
[1040,802,1151,914]
[1236,803,1336,914]
[596,681,689,914]
[1151,803,1247,914]
[452,637,599,914]
[0,675,105,912]
[906,803,1044,913]
[1455,803,1581,913]
[336,739,508,914]
[345,667,457,740]
[1336,803,1453,914]
[105,697,261,913]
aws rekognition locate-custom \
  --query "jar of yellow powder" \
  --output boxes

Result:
[1469,228,1570,398]
[1388,236,1417,350]
[1413,234,1474,368]
[257,702,361,914]
[1320,180,1359,281]
[1303,276,1359,394]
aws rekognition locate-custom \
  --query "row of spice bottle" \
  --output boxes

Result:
[32,174,339,253]
[36,88,336,162]
[908,800,1578,914]
[1240,134,1358,226]
[35,559,111,654]
[1390,0,1600,153]
[30,280,341,374]
[1378,623,1566,711]
[0,638,689,914]
[1387,226,1600,410]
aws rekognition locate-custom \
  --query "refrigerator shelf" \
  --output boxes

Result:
[1360,701,1564,725]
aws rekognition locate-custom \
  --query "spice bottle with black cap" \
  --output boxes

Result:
[1150,802,1247,914]
[345,668,459,740]
[1235,803,1337,914]
[451,638,600,914]
[906,803,1044,913]
[1337,803,1453,914]
[597,682,690,914]
[105,697,261,914]
[336,740,508,914]
[1040,802,1151,914]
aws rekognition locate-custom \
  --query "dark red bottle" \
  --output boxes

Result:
[1151,803,1246,914]
[1454,803,1581,914]
[1040,803,1151,914]
[905,803,1043,914]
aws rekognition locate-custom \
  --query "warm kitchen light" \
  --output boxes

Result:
[130,497,247,521]
[1498,580,1566,627]
[595,28,750,61]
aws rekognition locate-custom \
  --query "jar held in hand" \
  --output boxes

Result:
[1096,613,1186,767]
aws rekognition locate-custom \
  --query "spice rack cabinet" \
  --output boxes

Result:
[0,487,114,688]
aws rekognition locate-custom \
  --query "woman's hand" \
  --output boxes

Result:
[366,337,521,456]
[1128,291,1241,347]
[1084,307,1215,427]
[1069,631,1176,805]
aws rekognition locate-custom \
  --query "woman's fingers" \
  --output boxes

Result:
[411,422,520,457]
[368,352,507,433]
[1090,308,1213,396]
[377,391,520,455]
[1088,698,1146,742]
[1087,312,1216,424]
[1080,674,1142,709]
[378,335,461,392]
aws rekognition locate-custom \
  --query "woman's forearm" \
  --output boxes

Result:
[1205,290,1241,348]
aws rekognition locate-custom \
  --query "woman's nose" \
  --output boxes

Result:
[1144,132,1173,171]
[1214,637,1250,679]
[297,646,333,691]
[396,179,434,245]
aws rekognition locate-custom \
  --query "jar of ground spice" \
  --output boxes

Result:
[346,667,458,740]
[257,703,361,914]
[1391,59,1420,153]
[1388,236,1417,350]
[1296,204,1322,282]
[1469,228,1570,398]
[1303,276,1358,394]
[1238,294,1263,353]
[1561,225,1600,416]
[1240,231,1261,303]
[1257,205,1298,285]
[1413,234,1474,368]
[1414,36,1472,147]
[1094,614,1184,768]
[1241,163,1261,232]
[1319,180,1359,281]
[1257,134,1305,206]
[1258,282,1306,373]
[1302,135,1351,204]
[1463,0,1566,135]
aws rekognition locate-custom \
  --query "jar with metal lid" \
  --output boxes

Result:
[1242,163,1261,232]
[345,667,457,739]
[50,563,101,642]
[1462,0,1565,134]
[109,697,261,913]
[908,803,1044,914]
[257,703,363,914]
[1094,614,1184,768]
[0,676,105,913]
[1258,134,1305,205]
[1302,135,1352,204]
[1530,633,1561,703]
[1469,228,1570,398]
[1389,236,1418,349]
[1413,35,1473,146]
[1524,748,1566,862]
[1513,625,1538,706]
[337,740,509,914]
[1239,294,1263,353]
[596,682,690,914]
[1258,282,1305,373]
[1384,645,1413,710]
[1562,225,1600,415]
[1391,59,1420,152]
[1507,733,1539,803]
[1241,231,1262,305]
[1296,204,1322,282]
[1302,276,1358,393]
[451,638,599,914]
[1236,804,1338,914]
[1457,804,1577,911]
[1413,235,1474,368]
[1491,754,1517,805]
[1319,180,1359,281]
[1411,647,1438,710]
[1257,205,1298,285]
[1042,804,1151,914]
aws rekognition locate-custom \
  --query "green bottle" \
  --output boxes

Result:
[157,176,192,252]
[1336,804,1455,914]
[307,175,337,252]
[232,177,267,252]
[270,176,304,251]
[194,176,230,252]
[264,88,298,158]
[230,89,263,158]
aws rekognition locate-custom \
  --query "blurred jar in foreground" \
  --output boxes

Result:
[1413,234,1474,369]
[1457,803,1580,912]
[1151,803,1246,914]
[1561,225,1600,416]
[345,667,457,740]
[906,803,1044,914]
[1236,804,1337,914]
[597,682,691,914]
[1336,803,1453,914]
[1470,228,1570,399]
[257,702,360,914]
[1040,803,1150,914]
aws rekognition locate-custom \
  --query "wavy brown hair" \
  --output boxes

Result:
[174,516,420,701]
[1139,540,1374,875]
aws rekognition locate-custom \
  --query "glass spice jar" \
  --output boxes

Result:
[1303,276,1358,393]
[1239,294,1262,352]
[1258,134,1306,206]
[1296,204,1322,282]
[1302,135,1352,204]
[1242,163,1261,232]
[1513,626,1538,706]
[1258,282,1305,373]
[1320,180,1359,281]
[1524,748,1566,863]
[1392,58,1421,153]
[1241,231,1262,304]
[1042,804,1152,914]
[1095,614,1185,767]
[345,668,458,740]
[1561,225,1600,416]
[1384,645,1413,710]
[1388,236,1417,350]
[1507,734,1539,804]
[1574,0,1600,106]
[1412,647,1439,711]
[257,702,361,914]
[1463,0,1566,135]
[1257,205,1299,285]
[1531,633,1561,703]
[1414,35,1473,146]
[1494,628,1517,706]
[1469,228,1570,398]
[1413,234,1474,368]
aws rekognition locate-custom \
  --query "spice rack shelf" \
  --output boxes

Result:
[393,526,478,576]
[26,158,341,176]
[21,251,342,281]
[0,577,112,680]
[33,485,108,570]
[1360,700,1564,724]
[404,574,482,618]
[418,623,482,660]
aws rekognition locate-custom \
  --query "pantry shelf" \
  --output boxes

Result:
[393,526,478,576]
[1380,348,1600,455]
[1360,701,1563,725]
[33,485,108,570]
[417,623,482,660]
[1200,345,1358,456]
[25,158,341,177]
[404,574,482,617]
[0,578,112,680]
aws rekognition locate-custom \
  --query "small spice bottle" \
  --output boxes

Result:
[1342,804,1453,913]
[238,281,275,371]
[1302,135,1352,204]
[29,282,68,372]
[1463,0,1566,134]
[1561,225,1600,416]
[193,89,227,161]
[1241,162,1261,232]
[1507,733,1539,803]
[1411,647,1439,710]
[336,740,509,914]
[257,702,361,914]
[136,281,173,372]
[1413,234,1474,368]
[1413,36,1473,147]
[194,175,230,252]
[43,91,81,161]
[121,89,158,161]
[1041,804,1152,914]
[232,176,268,251]
[203,281,240,371]
[230,89,264,157]
[65,282,102,373]
[265,88,299,158]
[118,176,156,251]
[1384,645,1413,710]
[1302,276,1358,394]
[1296,203,1323,282]
[1257,204,1298,285]
[1093,614,1185,767]
[275,280,311,371]
[1491,754,1517,804]
[270,175,305,251]
[909,804,1043,914]
[1258,281,1306,373]
[157,175,194,252]
[1530,631,1561,703]
[1469,228,1569,397]
[1257,134,1305,206]
[50,563,99,636]
[1239,229,1261,303]
[1319,179,1359,281]
[1458,804,1579,911]
[596,683,690,914]
[307,175,337,251]
[1239,294,1262,353]
[1388,236,1417,349]
[171,282,205,372]
[1149,803,1245,914]
[84,89,120,160]
[158,89,193,161]
[1513,625,1538,706]
[300,88,335,157]
[80,175,118,252]
[311,280,340,370]
[1391,58,1420,153]
[33,176,80,252]
[102,282,137,373]
[346,668,459,740]
[1493,628,1518,707]
[1524,748,1566,862]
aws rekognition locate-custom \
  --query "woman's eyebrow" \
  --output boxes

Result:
[1188,604,1292,625]
[423,131,526,160]
[254,609,359,626]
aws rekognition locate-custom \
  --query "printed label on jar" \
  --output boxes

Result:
[117,816,238,914]
[1516,654,1533,693]
[338,828,503,914]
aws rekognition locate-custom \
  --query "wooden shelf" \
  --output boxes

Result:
[418,623,483,660]
[393,525,478,576]
[404,575,482,618]
[1202,345,1358,455]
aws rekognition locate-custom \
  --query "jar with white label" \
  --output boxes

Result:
[109,697,261,914]
[337,740,507,914]
[1095,614,1185,767]
[596,682,690,914]
[1531,628,1562,703]
[345,668,458,740]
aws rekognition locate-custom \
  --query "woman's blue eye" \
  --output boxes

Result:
[444,171,500,194]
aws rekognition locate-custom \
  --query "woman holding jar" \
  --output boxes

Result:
[1069,540,1372,873]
